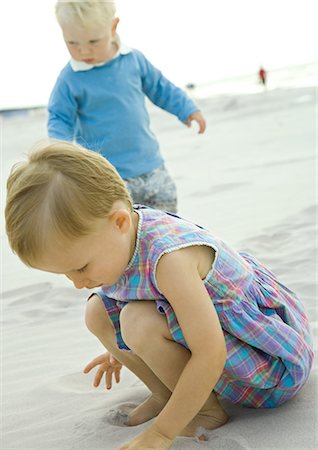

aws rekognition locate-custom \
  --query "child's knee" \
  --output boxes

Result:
[85,294,112,335]
[120,302,165,352]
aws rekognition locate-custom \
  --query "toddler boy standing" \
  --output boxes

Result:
[48,0,206,212]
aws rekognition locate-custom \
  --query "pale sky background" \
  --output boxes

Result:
[0,0,317,109]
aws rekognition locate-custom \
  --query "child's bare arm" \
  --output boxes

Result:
[153,247,226,439]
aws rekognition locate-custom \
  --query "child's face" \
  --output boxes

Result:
[61,19,119,64]
[35,210,137,289]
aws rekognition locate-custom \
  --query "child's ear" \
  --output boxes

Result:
[111,209,131,233]
[111,17,119,36]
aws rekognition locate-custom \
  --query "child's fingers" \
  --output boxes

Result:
[106,368,114,390]
[83,354,106,373]
[109,354,117,364]
[193,117,206,134]
[197,119,206,133]
[201,119,206,133]
[83,362,94,373]
[114,367,121,384]
[93,368,105,387]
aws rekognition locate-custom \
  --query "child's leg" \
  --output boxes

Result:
[125,165,177,213]
[86,296,228,434]
[85,295,171,424]
[119,301,228,434]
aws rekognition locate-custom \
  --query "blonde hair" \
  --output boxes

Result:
[55,0,116,29]
[5,140,133,267]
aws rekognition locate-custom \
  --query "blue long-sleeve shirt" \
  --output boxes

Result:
[48,48,199,179]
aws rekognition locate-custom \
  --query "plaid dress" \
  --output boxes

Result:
[98,206,313,408]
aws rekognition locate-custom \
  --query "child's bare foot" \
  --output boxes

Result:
[126,390,228,438]
[181,391,228,439]
[127,393,170,426]
[181,407,229,439]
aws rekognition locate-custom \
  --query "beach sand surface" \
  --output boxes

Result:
[1,86,317,449]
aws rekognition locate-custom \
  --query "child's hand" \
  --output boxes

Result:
[117,425,173,449]
[186,111,206,134]
[83,352,122,390]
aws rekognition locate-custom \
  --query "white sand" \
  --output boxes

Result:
[1,86,317,449]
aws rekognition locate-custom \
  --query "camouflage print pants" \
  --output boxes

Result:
[124,165,177,213]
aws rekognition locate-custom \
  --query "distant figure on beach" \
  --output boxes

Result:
[258,66,267,87]
[48,0,206,213]
[185,82,196,90]
[6,140,313,450]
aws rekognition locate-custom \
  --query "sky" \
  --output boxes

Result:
[0,0,317,109]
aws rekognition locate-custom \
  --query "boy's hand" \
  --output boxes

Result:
[186,111,206,134]
[83,352,122,390]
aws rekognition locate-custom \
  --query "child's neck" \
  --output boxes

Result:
[129,211,139,258]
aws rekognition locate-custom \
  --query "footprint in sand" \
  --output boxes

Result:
[200,433,252,450]
[46,372,98,394]
[104,404,138,426]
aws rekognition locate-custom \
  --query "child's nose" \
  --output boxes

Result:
[79,45,91,56]
[66,273,86,289]
[73,279,86,289]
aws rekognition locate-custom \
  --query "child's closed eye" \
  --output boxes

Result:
[77,265,88,273]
